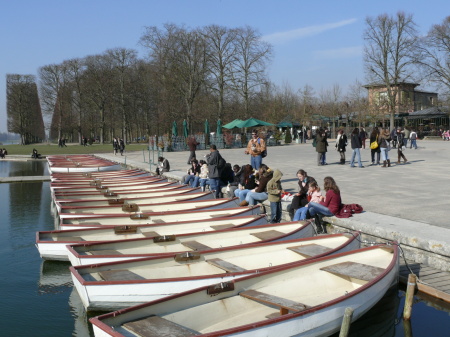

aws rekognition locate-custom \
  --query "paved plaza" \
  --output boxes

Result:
[108,139,449,229]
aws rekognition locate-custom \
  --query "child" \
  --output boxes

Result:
[266,169,283,223]
[293,181,323,221]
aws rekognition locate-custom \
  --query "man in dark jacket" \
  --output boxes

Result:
[315,128,328,166]
[206,144,224,198]
[187,136,200,164]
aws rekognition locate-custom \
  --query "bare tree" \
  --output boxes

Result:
[232,26,273,118]
[7,74,45,144]
[346,79,370,127]
[364,12,418,129]
[203,25,237,120]
[64,58,87,144]
[415,16,450,96]
[39,63,72,141]
[107,48,138,143]
[83,53,115,143]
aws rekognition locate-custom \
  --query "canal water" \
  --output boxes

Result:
[1,160,449,336]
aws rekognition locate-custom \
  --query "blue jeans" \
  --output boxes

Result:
[270,201,281,223]
[293,206,309,221]
[209,178,221,198]
[245,191,268,205]
[191,176,200,187]
[380,147,389,161]
[251,155,262,170]
[350,148,363,167]
[199,178,210,191]
[234,189,251,202]
[307,202,335,217]
[184,175,195,185]
[410,140,417,149]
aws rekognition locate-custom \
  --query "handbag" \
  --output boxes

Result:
[370,140,378,149]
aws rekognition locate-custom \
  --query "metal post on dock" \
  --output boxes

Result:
[403,274,417,320]
[339,307,353,337]
[142,149,146,163]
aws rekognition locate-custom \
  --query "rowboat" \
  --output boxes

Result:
[51,168,145,179]
[59,205,262,230]
[90,244,399,337]
[66,221,313,266]
[58,198,240,218]
[47,155,122,173]
[71,233,360,311]
[52,180,174,195]
[36,215,268,261]
[50,177,165,193]
[54,191,214,214]
[51,169,150,182]
[51,175,160,187]
[54,186,201,203]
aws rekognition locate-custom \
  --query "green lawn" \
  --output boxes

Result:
[2,143,150,156]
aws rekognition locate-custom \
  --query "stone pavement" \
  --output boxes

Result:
[96,139,450,270]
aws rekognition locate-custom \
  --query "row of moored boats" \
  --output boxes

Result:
[36,155,399,337]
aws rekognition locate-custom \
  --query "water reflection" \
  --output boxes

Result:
[330,285,400,337]
[38,260,72,292]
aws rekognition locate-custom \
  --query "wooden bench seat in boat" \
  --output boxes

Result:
[89,249,122,255]
[141,231,160,238]
[206,258,247,273]
[55,236,84,242]
[99,269,146,281]
[320,261,385,281]
[287,243,332,257]
[114,225,138,234]
[250,230,285,241]
[123,315,200,337]
[240,290,309,316]
[209,223,235,230]
[182,241,212,251]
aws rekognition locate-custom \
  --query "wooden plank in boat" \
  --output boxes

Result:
[206,258,246,273]
[250,230,285,241]
[123,315,200,337]
[210,224,235,230]
[287,243,332,257]
[181,241,212,251]
[99,269,146,281]
[89,249,122,255]
[240,290,308,315]
[55,236,84,242]
[141,231,160,238]
[114,225,138,234]
[320,261,385,282]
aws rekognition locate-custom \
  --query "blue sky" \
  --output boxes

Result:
[1,0,448,133]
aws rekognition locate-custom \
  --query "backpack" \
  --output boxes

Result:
[218,156,226,170]
[257,138,267,158]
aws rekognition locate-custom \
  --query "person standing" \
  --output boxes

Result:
[244,129,266,170]
[113,138,118,155]
[359,127,367,149]
[350,128,364,168]
[119,138,125,155]
[266,169,283,223]
[315,128,328,166]
[390,128,398,148]
[410,129,418,149]
[396,128,407,164]
[206,144,224,198]
[369,127,381,165]
[187,136,200,164]
[335,129,347,165]
[379,128,392,168]
[403,127,411,147]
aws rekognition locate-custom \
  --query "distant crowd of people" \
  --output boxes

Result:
[314,126,418,168]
